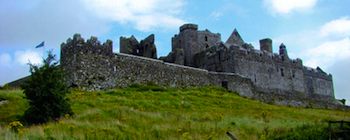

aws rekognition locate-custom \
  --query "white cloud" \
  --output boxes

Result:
[301,17,350,68]
[264,0,317,14]
[14,50,42,65]
[0,50,43,85]
[271,17,350,69]
[271,17,350,103]
[320,17,350,38]
[210,11,224,20]
[303,37,350,68]
[0,0,110,48]
[81,0,186,31]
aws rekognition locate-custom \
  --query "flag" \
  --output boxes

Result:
[35,41,45,48]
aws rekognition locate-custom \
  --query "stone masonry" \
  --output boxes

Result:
[60,23,342,109]
[163,24,334,100]
[120,34,157,59]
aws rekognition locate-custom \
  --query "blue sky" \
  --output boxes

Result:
[1,0,350,102]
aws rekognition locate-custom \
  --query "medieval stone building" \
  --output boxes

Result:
[60,23,340,108]
[160,24,334,99]
[120,34,157,59]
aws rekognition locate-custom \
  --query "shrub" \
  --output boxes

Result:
[0,84,10,90]
[21,51,72,124]
[8,121,23,133]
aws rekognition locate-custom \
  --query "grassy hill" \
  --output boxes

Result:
[0,85,349,139]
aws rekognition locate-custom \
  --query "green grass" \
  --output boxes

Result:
[0,90,28,126]
[0,85,349,139]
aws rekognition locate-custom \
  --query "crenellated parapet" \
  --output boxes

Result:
[57,23,339,108]
[60,34,114,90]
[303,66,333,81]
[61,33,113,57]
[180,23,198,32]
[229,44,303,67]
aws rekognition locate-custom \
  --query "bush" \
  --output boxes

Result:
[21,51,72,124]
[8,121,23,133]
[0,84,10,90]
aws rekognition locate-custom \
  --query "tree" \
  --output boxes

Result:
[21,51,72,124]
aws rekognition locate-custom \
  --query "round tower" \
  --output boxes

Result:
[177,24,199,66]
[180,23,198,32]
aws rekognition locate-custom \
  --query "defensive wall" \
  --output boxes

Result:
[60,34,342,109]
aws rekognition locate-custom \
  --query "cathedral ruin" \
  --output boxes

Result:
[60,23,339,108]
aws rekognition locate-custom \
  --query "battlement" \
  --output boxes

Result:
[230,45,303,67]
[58,23,337,108]
[303,66,333,81]
[180,23,198,32]
[61,34,113,56]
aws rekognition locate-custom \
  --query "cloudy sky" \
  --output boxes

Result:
[0,0,349,102]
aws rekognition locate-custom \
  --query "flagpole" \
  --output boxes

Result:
[35,41,45,60]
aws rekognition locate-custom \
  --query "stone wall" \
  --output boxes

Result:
[171,23,335,100]
[170,24,221,66]
[192,41,335,101]
[113,53,254,98]
[119,34,157,59]
[197,30,221,49]
[60,34,114,89]
[194,43,234,72]
[61,36,254,97]
[60,32,342,109]
[303,67,334,98]
[230,46,306,95]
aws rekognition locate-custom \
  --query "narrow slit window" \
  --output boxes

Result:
[280,68,284,77]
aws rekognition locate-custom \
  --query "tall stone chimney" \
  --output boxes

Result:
[259,38,273,53]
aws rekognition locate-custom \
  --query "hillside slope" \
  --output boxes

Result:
[0,85,349,139]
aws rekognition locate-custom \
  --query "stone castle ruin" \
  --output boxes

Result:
[120,34,157,59]
[60,23,341,108]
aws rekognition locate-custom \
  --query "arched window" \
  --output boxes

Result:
[205,36,208,41]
